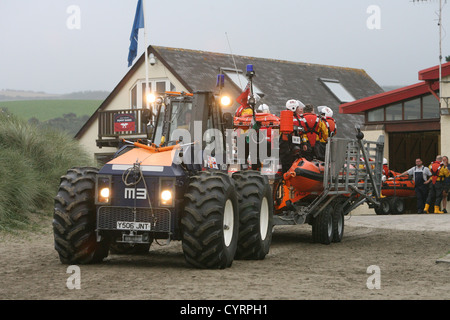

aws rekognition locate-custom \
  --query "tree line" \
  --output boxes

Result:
[1,107,89,137]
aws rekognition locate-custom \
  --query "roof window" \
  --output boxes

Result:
[320,78,355,103]
[221,68,264,97]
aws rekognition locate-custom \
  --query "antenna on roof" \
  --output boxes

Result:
[412,0,447,108]
[225,32,243,90]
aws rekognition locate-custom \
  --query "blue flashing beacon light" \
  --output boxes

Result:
[246,64,255,78]
[216,74,225,88]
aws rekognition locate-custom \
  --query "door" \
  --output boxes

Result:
[388,131,439,173]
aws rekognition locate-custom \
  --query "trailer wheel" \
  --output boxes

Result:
[390,197,405,215]
[375,198,391,215]
[332,202,345,243]
[312,206,334,245]
[232,171,273,260]
[181,171,239,269]
[53,167,110,264]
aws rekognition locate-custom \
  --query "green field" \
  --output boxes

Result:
[0,99,102,121]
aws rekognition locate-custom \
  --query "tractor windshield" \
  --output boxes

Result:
[153,99,193,146]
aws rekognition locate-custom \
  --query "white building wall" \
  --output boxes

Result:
[362,128,388,159]
[440,75,450,157]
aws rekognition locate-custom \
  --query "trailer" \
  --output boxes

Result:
[270,130,384,243]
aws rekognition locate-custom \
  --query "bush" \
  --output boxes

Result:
[0,111,95,230]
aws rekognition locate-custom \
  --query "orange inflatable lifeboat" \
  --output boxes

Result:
[233,113,280,128]
[381,171,415,198]
[234,113,280,144]
[283,158,325,193]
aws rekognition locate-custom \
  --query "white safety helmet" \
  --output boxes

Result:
[383,158,388,165]
[258,104,270,113]
[286,99,298,112]
[317,106,333,118]
[286,99,305,112]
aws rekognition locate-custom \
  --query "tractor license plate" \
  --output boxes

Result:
[116,221,151,231]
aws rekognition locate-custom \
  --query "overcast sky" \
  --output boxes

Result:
[0,0,448,94]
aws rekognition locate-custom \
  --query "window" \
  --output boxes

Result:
[141,82,148,108]
[131,85,137,109]
[153,100,193,145]
[368,108,384,122]
[156,81,166,93]
[222,69,264,98]
[386,103,402,121]
[423,94,439,119]
[153,106,165,145]
[130,79,176,109]
[365,93,440,123]
[320,78,355,103]
[404,98,420,120]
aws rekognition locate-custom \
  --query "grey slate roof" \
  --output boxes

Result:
[153,46,384,139]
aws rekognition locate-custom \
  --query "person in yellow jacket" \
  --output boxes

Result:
[424,155,450,214]
[240,106,253,117]
[236,105,257,169]
[316,105,336,161]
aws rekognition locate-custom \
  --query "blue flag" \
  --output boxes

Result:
[128,0,145,67]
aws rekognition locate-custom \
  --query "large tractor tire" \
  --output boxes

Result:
[53,167,110,264]
[181,171,239,269]
[312,205,334,244]
[232,170,274,260]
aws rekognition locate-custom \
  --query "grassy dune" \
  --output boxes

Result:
[0,111,95,231]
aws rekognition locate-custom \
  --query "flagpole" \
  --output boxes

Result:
[142,0,150,110]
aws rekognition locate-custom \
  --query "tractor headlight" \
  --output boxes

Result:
[159,178,175,207]
[100,187,110,199]
[161,190,173,204]
[220,95,231,107]
[96,175,112,205]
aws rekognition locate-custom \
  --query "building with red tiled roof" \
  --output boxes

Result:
[340,62,450,172]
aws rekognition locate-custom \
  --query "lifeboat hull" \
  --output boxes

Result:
[283,158,324,193]
[233,113,280,128]
[381,176,415,198]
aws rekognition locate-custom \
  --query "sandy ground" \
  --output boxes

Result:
[0,208,449,301]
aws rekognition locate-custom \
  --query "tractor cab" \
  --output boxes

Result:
[115,91,232,166]
[148,91,194,147]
